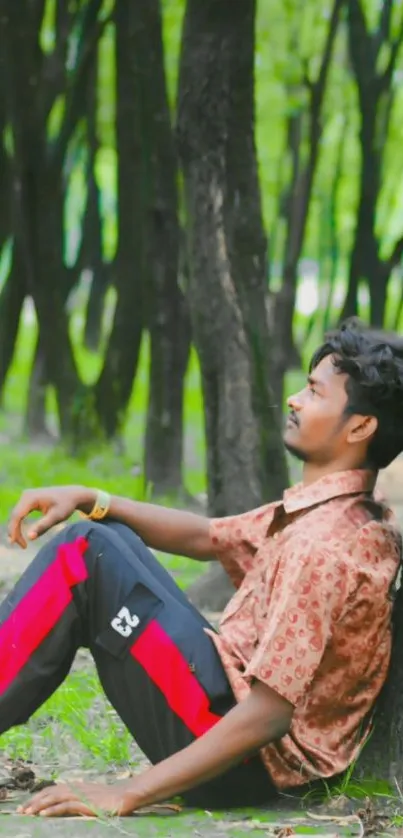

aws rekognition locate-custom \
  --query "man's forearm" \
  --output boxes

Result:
[77,489,213,560]
[123,683,291,810]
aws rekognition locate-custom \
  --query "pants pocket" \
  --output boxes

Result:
[95,582,164,659]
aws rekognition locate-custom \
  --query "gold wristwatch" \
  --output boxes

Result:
[80,489,111,521]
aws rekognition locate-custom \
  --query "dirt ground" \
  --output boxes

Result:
[0,460,403,836]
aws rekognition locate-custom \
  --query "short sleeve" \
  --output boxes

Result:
[244,546,345,705]
[210,504,275,587]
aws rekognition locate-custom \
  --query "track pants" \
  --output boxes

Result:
[0,520,274,807]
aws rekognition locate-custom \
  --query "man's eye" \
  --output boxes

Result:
[309,385,317,395]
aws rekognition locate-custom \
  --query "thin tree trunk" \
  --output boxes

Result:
[95,0,147,438]
[1,0,103,442]
[393,276,403,331]
[82,50,109,353]
[84,266,110,353]
[24,334,50,438]
[82,168,110,353]
[0,246,25,401]
[272,0,342,403]
[344,0,403,328]
[324,118,346,331]
[136,0,191,496]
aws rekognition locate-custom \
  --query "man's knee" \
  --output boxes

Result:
[53,520,94,544]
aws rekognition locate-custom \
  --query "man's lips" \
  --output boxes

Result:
[286,414,298,428]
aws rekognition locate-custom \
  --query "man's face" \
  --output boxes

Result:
[283,354,352,464]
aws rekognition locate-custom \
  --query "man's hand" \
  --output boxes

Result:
[8,486,213,559]
[18,780,136,818]
[17,682,292,818]
[8,486,94,548]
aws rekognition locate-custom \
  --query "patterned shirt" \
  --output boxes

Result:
[208,470,401,789]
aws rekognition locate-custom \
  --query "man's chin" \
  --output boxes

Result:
[283,436,309,463]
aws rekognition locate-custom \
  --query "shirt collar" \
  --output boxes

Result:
[282,469,376,514]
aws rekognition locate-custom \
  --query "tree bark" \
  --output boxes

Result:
[354,584,403,786]
[81,161,110,353]
[178,0,288,607]
[95,0,147,439]
[344,0,403,327]
[132,0,191,496]
[24,334,50,438]
[82,52,110,353]
[1,0,103,442]
[272,0,342,402]
[0,247,25,401]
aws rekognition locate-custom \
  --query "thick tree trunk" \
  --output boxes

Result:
[354,584,403,786]
[178,0,288,608]
[137,0,191,496]
[95,0,147,438]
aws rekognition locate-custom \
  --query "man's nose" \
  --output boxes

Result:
[287,391,303,411]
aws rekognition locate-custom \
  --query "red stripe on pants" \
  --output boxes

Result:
[0,537,89,696]
[130,619,221,737]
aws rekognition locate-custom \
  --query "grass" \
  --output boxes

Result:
[0,666,138,775]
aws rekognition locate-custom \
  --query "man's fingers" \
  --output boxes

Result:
[27,508,62,540]
[19,787,96,819]
[38,801,95,818]
[7,501,34,547]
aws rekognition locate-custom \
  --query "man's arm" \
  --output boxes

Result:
[22,681,293,816]
[124,680,292,809]
[88,493,213,559]
[8,486,214,559]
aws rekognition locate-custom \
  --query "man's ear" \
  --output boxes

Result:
[347,414,378,445]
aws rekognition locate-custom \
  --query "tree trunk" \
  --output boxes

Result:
[272,0,342,402]
[24,334,50,438]
[1,0,102,443]
[341,111,380,324]
[134,0,191,496]
[81,166,110,353]
[95,0,147,438]
[0,246,25,401]
[354,584,403,786]
[84,266,110,353]
[344,0,403,328]
[82,51,110,353]
[178,0,288,607]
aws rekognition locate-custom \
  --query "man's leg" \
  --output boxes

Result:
[0,520,272,806]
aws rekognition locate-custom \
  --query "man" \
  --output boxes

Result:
[4,320,403,818]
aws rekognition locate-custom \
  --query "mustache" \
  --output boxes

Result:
[288,411,299,427]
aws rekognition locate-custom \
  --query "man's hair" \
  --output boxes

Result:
[309,318,403,469]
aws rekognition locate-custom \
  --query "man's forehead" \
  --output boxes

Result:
[311,354,347,390]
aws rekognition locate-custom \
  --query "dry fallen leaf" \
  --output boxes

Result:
[274,827,296,838]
